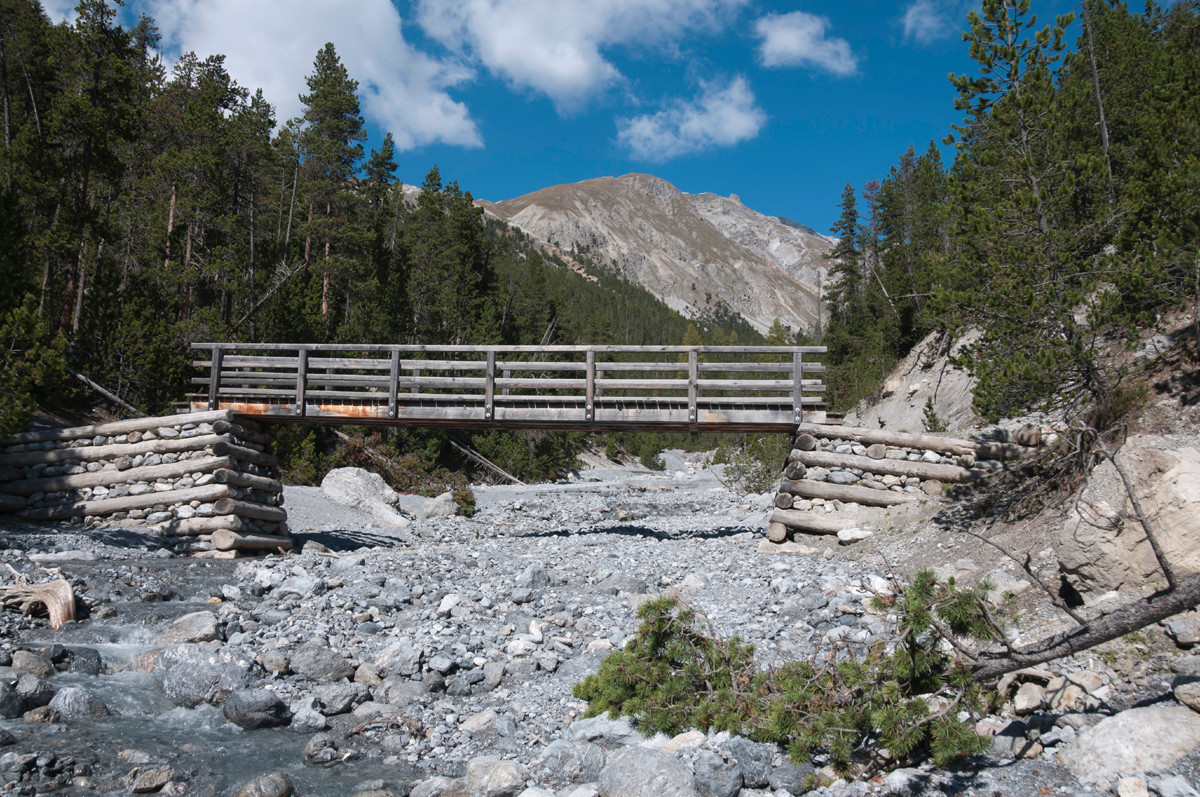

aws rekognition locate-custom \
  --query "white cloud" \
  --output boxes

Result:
[902,0,953,44]
[133,0,481,150]
[417,0,747,112]
[754,11,858,76]
[616,76,765,161]
[39,0,77,22]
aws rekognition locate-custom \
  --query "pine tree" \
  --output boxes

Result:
[824,183,860,324]
[298,42,365,330]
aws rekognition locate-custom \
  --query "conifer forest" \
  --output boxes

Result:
[1,0,1198,477]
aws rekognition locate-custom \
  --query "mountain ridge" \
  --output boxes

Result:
[474,173,833,335]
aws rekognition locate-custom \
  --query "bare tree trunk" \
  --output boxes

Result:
[972,573,1200,681]
[303,198,313,267]
[1080,0,1114,197]
[164,183,176,268]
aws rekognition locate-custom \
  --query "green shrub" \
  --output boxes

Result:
[573,571,994,776]
[717,434,790,494]
[0,297,67,436]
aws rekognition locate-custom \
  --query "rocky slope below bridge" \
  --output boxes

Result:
[479,174,833,335]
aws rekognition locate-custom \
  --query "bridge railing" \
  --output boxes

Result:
[190,343,827,430]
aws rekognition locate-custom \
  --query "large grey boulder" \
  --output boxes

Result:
[290,644,353,683]
[1058,435,1200,597]
[320,467,409,525]
[156,610,221,645]
[223,688,291,729]
[536,739,606,782]
[48,686,109,719]
[463,756,530,797]
[597,746,699,797]
[0,682,24,719]
[718,735,773,789]
[154,643,254,707]
[1058,706,1200,786]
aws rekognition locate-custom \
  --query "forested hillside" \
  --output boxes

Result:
[0,0,758,446]
[817,0,1199,421]
[3,0,1198,480]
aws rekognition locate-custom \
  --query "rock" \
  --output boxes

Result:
[417,491,458,519]
[597,746,699,797]
[1058,436,1200,597]
[768,760,815,794]
[1166,611,1200,647]
[223,689,292,729]
[1155,775,1200,797]
[235,771,295,797]
[0,682,23,719]
[827,471,859,485]
[566,715,641,746]
[321,467,409,525]
[48,686,109,719]
[795,434,817,451]
[660,729,706,753]
[691,749,742,797]
[1058,706,1200,785]
[920,479,943,496]
[1045,676,1087,712]
[865,443,887,460]
[315,682,367,715]
[536,739,606,782]
[462,708,498,734]
[14,674,53,709]
[156,610,221,644]
[1117,777,1150,797]
[718,736,772,789]
[10,650,54,677]
[409,777,461,797]
[1175,681,1200,713]
[464,756,530,797]
[155,643,253,707]
[516,564,550,589]
[64,646,102,675]
[836,527,873,544]
[1013,682,1045,715]
[131,766,175,793]
[377,640,422,677]
[290,707,328,732]
[291,644,353,683]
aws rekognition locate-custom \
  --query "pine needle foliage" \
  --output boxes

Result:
[573,573,994,777]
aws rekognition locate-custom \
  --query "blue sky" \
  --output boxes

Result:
[44,0,1079,232]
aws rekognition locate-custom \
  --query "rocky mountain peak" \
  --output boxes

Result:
[480,174,833,335]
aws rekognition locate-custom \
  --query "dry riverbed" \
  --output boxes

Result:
[0,454,1197,797]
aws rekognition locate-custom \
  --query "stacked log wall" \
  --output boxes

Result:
[768,425,1042,541]
[0,411,288,544]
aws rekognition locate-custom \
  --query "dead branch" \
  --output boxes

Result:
[1,565,75,629]
[971,571,1200,681]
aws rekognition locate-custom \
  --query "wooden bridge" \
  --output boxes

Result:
[190,343,827,432]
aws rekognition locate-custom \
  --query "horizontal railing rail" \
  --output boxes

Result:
[190,343,828,431]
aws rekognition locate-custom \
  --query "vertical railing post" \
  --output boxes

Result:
[792,350,804,425]
[388,349,399,419]
[688,350,698,425]
[484,350,496,421]
[502,368,511,396]
[295,348,308,417]
[585,350,595,422]
[207,346,223,410]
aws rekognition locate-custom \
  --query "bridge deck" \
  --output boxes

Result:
[190,343,827,432]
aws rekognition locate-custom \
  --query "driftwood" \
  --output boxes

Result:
[19,483,233,521]
[788,449,986,484]
[778,478,918,507]
[212,529,293,553]
[0,456,234,497]
[768,509,853,535]
[1,566,75,629]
